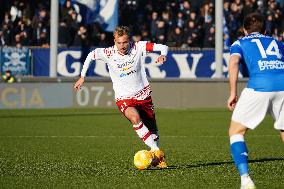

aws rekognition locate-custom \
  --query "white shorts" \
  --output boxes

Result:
[232,88,284,130]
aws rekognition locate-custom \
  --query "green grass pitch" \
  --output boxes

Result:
[0,108,283,189]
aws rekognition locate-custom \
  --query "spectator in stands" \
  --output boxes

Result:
[256,0,266,14]
[11,34,22,48]
[98,33,109,47]
[31,8,49,30]
[188,11,197,23]
[224,1,231,23]
[10,1,23,22]
[58,20,71,47]
[180,0,192,20]
[119,0,139,27]
[268,1,283,36]
[30,6,49,47]
[175,12,185,28]
[203,25,215,48]
[156,20,166,44]
[32,21,49,46]
[184,20,199,47]
[73,25,91,63]
[161,11,173,39]
[0,23,12,46]
[245,0,257,16]
[150,11,159,42]
[2,12,13,30]
[66,10,80,46]
[201,2,214,24]
[227,2,243,44]
[234,0,243,11]
[266,14,275,35]
[61,0,76,21]
[2,70,16,83]
[167,27,184,47]
[14,20,31,46]
[89,23,103,46]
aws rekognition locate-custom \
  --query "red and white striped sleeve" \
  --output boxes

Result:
[145,42,168,56]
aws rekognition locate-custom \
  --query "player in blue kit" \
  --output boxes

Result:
[227,13,284,189]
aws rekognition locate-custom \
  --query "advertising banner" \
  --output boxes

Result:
[1,47,31,76]
[0,83,72,109]
[0,81,247,109]
[32,48,248,78]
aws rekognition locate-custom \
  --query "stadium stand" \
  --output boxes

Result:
[0,0,283,48]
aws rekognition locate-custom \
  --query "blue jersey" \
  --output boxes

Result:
[230,33,284,92]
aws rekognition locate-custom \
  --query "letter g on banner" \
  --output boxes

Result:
[57,51,81,77]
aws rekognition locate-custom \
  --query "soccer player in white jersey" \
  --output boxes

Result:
[74,26,168,168]
[228,13,284,189]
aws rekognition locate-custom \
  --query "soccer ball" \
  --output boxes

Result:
[133,150,154,170]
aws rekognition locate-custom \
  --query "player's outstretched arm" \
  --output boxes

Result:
[73,51,95,91]
[227,55,240,111]
[146,43,168,64]
[74,77,85,91]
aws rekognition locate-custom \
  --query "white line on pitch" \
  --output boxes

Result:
[0,135,279,138]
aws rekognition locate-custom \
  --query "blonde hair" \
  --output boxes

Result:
[113,26,130,37]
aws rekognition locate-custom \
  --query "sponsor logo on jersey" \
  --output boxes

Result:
[258,60,284,71]
[117,60,135,69]
[119,70,137,77]
[121,66,133,71]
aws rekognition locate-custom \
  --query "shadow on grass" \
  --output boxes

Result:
[147,157,284,170]
[0,112,120,119]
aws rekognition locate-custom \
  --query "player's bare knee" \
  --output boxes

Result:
[129,115,141,125]
[125,107,140,124]
[229,121,247,137]
[127,112,141,125]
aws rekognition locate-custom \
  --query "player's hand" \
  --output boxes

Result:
[74,77,85,91]
[227,94,238,111]
[155,55,166,64]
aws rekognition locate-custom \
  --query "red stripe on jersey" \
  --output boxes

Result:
[146,42,154,51]
[142,132,151,141]
[133,123,143,130]
[93,52,96,59]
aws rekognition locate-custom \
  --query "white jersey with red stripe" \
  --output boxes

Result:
[81,41,168,100]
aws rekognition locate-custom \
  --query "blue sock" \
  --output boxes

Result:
[230,134,249,176]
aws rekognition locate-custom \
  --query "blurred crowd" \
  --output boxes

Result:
[0,0,284,49]
[123,0,284,48]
